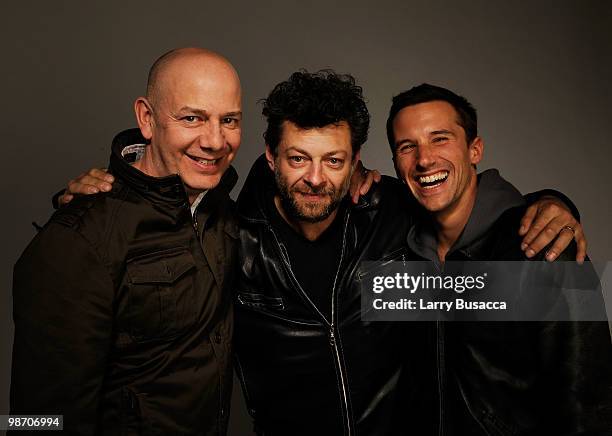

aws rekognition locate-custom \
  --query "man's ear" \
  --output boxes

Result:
[469,136,484,165]
[265,145,276,171]
[134,97,154,140]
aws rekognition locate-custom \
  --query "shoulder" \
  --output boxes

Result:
[49,186,126,235]
[38,182,135,261]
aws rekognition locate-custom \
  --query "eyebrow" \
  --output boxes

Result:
[395,138,415,147]
[176,107,242,117]
[285,146,347,157]
[395,130,456,147]
[430,129,455,136]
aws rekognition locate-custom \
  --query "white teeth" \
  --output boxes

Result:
[196,158,217,166]
[419,171,448,184]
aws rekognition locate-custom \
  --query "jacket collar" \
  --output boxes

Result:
[109,128,237,206]
[407,169,525,261]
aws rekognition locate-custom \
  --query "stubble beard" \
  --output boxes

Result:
[274,167,352,224]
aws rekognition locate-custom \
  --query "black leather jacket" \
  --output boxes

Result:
[406,170,612,435]
[233,157,426,436]
[12,129,238,435]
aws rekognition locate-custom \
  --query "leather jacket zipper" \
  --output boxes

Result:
[329,210,353,436]
[267,210,354,436]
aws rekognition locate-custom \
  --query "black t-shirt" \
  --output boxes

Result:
[266,193,344,320]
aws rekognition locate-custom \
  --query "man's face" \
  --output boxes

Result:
[392,100,482,215]
[139,63,242,195]
[266,121,357,223]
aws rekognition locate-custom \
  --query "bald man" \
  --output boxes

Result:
[11,48,241,435]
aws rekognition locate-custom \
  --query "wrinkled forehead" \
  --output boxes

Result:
[278,121,354,156]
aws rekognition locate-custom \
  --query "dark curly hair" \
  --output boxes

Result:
[386,83,478,154]
[262,70,370,156]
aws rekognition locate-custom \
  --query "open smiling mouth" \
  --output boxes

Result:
[417,171,449,189]
[187,154,219,166]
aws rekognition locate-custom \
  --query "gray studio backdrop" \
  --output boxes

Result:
[2,1,610,434]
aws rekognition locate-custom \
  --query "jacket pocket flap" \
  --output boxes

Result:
[237,292,284,310]
[127,250,196,284]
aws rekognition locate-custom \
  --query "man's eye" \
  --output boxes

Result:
[182,116,199,123]
[398,143,416,153]
[289,156,304,163]
[222,117,240,128]
[328,158,343,166]
[432,137,448,143]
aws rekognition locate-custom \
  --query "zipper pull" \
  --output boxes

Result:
[329,329,336,346]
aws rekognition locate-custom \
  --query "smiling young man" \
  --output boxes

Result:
[387,83,612,434]
[11,48,241,434]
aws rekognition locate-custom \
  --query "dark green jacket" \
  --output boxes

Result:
[11,129,238,435]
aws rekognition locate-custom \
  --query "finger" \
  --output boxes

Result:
[371,170,382,183]
[350,177,361,204]
[349,161,365,204]
[89,168,114,183]
[519,203,538,237]
[524,216,575,258]
[359,172,375,196]
[573,224,587,264]
[521,203,564,248]
[83,170,114,189]
[68,176,112,194]
[521,219,549,253]
[58,193,74,207]
[543,228,575,261]
[67,180,103,195]
[350,176,361,204]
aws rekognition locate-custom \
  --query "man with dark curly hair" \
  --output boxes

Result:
[233,71,427,435]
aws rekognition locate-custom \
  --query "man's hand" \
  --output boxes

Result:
[58,168,114,206]
[349,160,382,204]
[519,195,586,263]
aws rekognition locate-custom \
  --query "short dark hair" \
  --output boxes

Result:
[262,70,370,156]
[386,83,478,153]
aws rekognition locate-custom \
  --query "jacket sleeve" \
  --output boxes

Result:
[11,222,114,434]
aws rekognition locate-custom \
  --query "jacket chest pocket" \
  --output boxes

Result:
[125,249,198,342]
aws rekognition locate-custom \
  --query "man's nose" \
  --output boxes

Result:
[415,144,435,169]
[199,121,225,151]
[303,162,325,188]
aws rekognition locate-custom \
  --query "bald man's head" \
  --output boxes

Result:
[145,47,240,106]
[133,47,242,201]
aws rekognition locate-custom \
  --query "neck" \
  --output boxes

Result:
[133,149,201,205]
[434,179,478,262]
[273,196,339,241]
